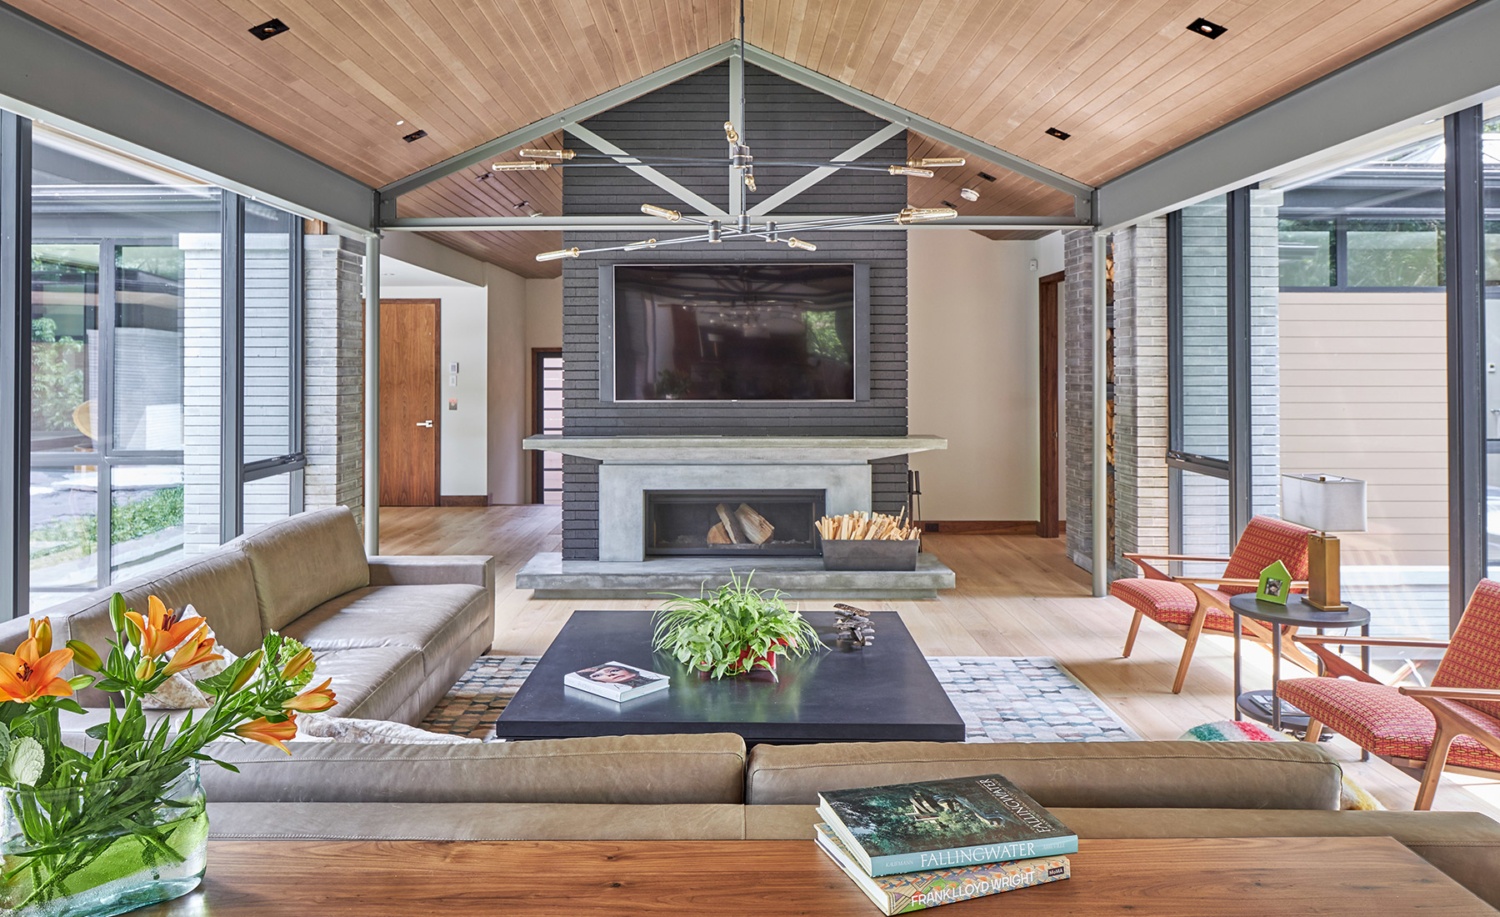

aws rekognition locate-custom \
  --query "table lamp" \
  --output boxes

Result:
[1280,473,1367,611]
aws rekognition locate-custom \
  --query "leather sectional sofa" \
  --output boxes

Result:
[4,506,495,731]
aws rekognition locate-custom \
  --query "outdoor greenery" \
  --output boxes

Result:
[803,309,850,363]
[652,573,823,680]
[29,318,85,436]
[30,486,184,565]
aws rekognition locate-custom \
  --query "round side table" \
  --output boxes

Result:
[1227,594,1370,733]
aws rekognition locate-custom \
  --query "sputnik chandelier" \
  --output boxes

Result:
[493,0,963,263]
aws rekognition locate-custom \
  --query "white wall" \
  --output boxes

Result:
[380,283,488,497]
[486,265,529,504]
[908,231,1062,521]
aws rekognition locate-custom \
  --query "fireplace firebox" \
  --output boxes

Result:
[645,490,825,557]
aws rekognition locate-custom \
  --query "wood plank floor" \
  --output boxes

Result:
[379,505,1500,819]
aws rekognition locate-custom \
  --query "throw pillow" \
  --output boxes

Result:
[295,712,480,745]
[141,606,237,710]
[1179,719,1383,811]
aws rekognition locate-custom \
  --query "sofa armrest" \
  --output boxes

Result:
[367,555,495,594]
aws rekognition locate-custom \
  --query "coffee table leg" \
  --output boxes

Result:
[1233,609,1243,722]
[1271,624,1282,732]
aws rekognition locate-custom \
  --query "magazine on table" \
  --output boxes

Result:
[563,661,670,702]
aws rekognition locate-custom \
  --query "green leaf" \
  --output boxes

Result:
[9,736,45,786]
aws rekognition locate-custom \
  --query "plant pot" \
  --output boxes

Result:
[821,538,920,571]
[1,764,208,917]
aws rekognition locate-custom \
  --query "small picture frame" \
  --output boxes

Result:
[1257,560,1292,605]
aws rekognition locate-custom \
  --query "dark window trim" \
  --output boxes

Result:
[1447,105,1485,630]
[1,112,30,616]
[220,194,245,542]
[531,347,563,505]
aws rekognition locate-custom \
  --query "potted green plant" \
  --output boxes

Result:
[652,573,824,680]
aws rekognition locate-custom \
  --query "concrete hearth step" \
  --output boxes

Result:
[515,552,956,600]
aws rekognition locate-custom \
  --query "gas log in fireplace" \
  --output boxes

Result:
[645,490,826,557]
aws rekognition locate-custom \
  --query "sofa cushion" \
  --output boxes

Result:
[55,547,264,659]
[282,584,489,680]
[208,802,747,841]
[744,740,1343,810]
[239,507,370,633]
[199,733,748,805]
[309,646,428,722]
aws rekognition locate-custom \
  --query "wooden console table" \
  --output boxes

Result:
[136,837,1494,915]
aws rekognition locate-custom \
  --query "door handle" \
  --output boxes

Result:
[415,420,433,428]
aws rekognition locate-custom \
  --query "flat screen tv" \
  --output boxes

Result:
[604,263,868,402]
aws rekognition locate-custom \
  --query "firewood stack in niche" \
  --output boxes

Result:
[706,503,775,545]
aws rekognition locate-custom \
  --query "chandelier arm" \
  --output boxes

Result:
[772,214,900,230]
[745,160,911,173]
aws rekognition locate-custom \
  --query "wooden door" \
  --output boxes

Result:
[1037,272,1065,538]
[379,299,440,506]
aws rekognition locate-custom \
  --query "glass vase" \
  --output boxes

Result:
[0,764,208,917]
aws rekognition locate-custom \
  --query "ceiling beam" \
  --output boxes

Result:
[563,123,727,217]
[0,1,375,232]
[738,44,1095,210]
[1094,0,1500,232]
[749,122,905,216]
[377,40,738,216]
[383,215,1089,232]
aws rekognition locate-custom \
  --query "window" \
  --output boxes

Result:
[29,129,221,611]
[20,125,305,614]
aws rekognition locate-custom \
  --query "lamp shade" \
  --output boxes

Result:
[1281,473,1367,533]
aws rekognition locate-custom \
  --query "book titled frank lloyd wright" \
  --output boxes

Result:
[815,824,1069,915]
[817,774,1077,877]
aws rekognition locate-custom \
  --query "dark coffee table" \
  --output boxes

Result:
[494,610,965,745]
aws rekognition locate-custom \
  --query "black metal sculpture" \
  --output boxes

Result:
[833,603,875,648]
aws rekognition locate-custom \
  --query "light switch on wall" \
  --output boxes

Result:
[449,374,457,387]
[449,362,459,374]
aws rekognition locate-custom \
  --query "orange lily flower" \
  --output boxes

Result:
[0,634,75,704]
[282,678,336,713]
[161,625,224,678]
[125,596,202,659]
[234,715,299,754]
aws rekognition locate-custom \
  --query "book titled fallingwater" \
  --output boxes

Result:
[817,774,1077,877]
[815,824,1070,914]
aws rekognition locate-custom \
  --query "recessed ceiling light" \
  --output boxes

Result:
[396,119,405,126]
[941,199,958,209]
[402,129,428,143]
[249,18,289,40]
[475,172,493,182]
[977,171,997,183]
[1045,127,1071,141]
[1187,17,1227,39]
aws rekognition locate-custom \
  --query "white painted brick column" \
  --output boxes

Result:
[302,235,365,528]
[180,233,221,555]
[1113,219,1171,579]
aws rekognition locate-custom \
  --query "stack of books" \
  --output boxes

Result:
[815,774,1076,914]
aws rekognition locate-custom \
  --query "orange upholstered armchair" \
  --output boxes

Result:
[1280,579,1500,810]
[1112,515,1313,694]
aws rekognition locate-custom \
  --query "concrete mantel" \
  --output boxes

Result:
[521,435,947,465]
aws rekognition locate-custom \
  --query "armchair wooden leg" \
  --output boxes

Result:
[1123,611,1144,658]
[1414,724,1458,811]
[1171,606,1210,695]
[1302,720,1323,743]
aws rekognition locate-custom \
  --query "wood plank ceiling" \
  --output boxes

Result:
[10,0,1476,277]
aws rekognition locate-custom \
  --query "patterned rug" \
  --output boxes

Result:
[421,655,1139,743]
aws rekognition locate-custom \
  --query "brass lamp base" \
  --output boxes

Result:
[1306,532,1348,611]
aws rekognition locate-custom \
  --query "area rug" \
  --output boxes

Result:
[420,655,1140,743]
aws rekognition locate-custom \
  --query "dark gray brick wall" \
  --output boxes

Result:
[561,64,909,559]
